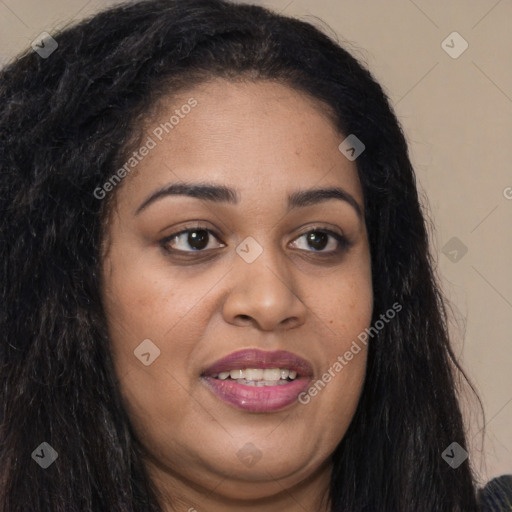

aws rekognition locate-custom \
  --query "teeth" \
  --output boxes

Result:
[236,379,289,386]
[230,369,244,379]
[263,368,281,380]
[245,368,263,380]
[212,368,299,381]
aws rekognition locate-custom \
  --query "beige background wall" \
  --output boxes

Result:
[1,0,510,485]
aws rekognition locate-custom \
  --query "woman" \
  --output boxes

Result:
[0,0,494,510]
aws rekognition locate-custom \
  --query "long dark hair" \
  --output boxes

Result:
[0,0,482,510]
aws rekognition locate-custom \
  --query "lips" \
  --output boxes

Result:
[200,348,313,412]
[201,348,313,378]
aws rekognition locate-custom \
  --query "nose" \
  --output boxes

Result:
[221,245,308,332]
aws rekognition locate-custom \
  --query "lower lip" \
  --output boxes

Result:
[201,376,311,412]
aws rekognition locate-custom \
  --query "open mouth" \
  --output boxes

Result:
[201,349,313,412]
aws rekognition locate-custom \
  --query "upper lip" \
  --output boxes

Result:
[202,348,313,377]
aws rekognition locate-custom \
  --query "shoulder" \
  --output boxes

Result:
[478,475,512,511]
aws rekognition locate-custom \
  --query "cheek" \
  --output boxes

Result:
[102,254,207,346]
[100,256,214,412]
[102,284,200,451]
[116,361,195,444]
[315,265,373,337]
[322,352,367,440]
[303,266,372,420]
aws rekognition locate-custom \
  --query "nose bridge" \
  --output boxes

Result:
[222,233,307,330]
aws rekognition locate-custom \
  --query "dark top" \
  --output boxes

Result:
[479,475,512,511]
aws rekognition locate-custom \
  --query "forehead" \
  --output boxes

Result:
[116,78,363,212]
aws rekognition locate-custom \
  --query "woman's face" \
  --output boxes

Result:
[101,78,373,510]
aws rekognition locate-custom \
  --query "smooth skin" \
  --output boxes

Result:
[100,78,373,512]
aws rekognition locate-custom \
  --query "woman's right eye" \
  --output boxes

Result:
[160,227,225,253]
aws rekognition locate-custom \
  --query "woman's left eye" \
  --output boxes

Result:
[289,229,350,253]
[160,226,350,255]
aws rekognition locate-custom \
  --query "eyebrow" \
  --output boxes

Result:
[135,181,363,220]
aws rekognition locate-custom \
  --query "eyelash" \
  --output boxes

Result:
[159,225,352,257]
